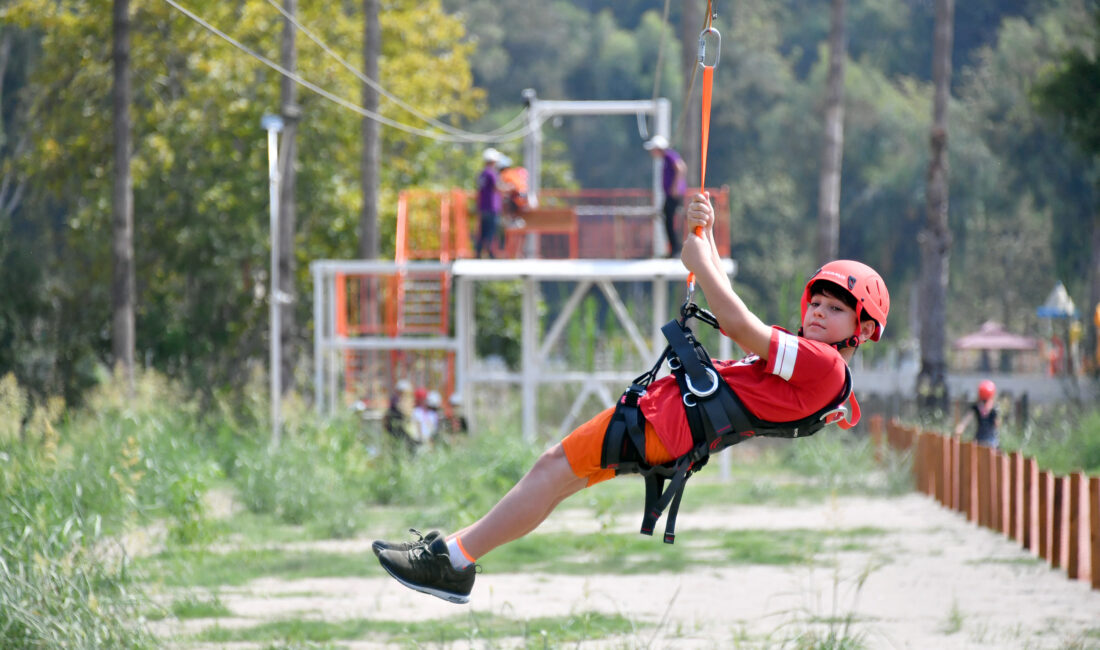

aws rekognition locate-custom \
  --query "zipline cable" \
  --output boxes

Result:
[162,0,537,144]
[261,0,528,139]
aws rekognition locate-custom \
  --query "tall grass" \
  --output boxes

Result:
[0,369,255,648]
[1002,402,1100,475]
[232,400,541,535]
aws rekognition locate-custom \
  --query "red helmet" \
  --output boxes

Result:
[801,260,890,343]
[978,380,996,402]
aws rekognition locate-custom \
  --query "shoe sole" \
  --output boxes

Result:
[378,559,470,604]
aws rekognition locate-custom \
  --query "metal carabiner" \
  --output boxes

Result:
[697,26,721,69]
[685,367,720,398]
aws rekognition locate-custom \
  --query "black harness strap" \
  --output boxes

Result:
[600,305,853,544]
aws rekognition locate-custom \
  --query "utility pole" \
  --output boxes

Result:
[262,114,285,447]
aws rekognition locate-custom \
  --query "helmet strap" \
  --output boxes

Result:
[797,328,862,352]
[830,335,861,352]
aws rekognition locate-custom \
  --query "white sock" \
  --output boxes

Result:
[446,536,474,570]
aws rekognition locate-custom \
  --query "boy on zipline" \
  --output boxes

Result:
[373,191,891,604]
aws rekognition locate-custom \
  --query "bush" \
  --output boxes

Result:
[0,370,235,648]
[1008,403,1100,475]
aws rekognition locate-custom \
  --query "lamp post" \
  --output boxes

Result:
[262,114,284,447]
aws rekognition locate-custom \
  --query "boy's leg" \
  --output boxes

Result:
[373,442,586,604]
[453,443,587,559]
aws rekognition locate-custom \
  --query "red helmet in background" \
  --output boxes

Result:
[414,387,428,406]
[978,380,996,402]
[801,260,891,343]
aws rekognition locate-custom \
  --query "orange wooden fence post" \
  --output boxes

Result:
[949,435,960,511]
[1039,470,1050,561]
[991,450,1004,533]
[1052,475,1065,569]
[960,442,973,520]
[977,446,992,529]
[1024,458,1037,554]
[1068,473,1083,580]
[1090,476,1099,590]
[933,433,946,505]
[1009,451,1020,541]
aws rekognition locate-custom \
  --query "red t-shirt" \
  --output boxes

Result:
[639,326,849,458]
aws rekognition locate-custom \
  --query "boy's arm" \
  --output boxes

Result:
[682,193,773,359]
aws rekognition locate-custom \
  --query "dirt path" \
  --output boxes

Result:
[157,493,1100,649]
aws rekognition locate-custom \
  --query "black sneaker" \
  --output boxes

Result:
[376,535,476,604]
[371,528,440,557]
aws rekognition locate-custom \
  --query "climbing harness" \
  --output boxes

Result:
[600,301,853,544]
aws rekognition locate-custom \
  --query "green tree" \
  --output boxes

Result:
[1033,9,1100,371]
[4,0,482,401]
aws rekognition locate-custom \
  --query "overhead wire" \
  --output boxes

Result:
[674,0,718,149]
[260,0,528,139]
[642,0,674,140]
[162,0,537,144]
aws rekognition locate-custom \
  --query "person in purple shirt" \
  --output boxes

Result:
[644,135,688,257]
[475,148,504,258]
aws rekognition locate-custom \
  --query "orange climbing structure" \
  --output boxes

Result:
[332,187,730,412]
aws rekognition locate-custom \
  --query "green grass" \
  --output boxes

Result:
[192,611,645,646]
[482,527,887,575]
[137,548,379,588]
[169,593,233,619]
[134,525,889,591]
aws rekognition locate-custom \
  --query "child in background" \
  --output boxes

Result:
[954,379,1000,448]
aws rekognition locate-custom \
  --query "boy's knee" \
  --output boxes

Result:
[531,444,577,480]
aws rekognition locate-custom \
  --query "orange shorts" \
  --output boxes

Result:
[560,406,676,487]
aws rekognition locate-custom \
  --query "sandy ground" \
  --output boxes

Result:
[151,491,1100,649]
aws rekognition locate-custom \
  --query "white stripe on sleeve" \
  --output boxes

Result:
[772,330,799,381]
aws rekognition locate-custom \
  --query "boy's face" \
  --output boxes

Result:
[802,291,858,343]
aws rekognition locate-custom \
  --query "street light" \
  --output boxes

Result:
[262,114,284,447]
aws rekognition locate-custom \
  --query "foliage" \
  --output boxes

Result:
[1005,403,1100,475]
[2,0,483,403]
[1,0,1099,410]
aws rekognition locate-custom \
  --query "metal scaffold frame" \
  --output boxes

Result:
[312,258,736,440]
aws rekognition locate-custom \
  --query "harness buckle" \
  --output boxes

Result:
[820,404,849,424]
[685,367,719,398]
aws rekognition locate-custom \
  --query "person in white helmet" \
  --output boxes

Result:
[475,148,504,258]
[644,135,688,257]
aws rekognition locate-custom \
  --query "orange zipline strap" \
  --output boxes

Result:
[686,4,721,299]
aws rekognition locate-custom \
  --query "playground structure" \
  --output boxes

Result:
[315,191,731,435]
[314,94,733,433]
[313,256,736,439]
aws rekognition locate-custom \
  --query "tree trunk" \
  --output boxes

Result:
[917,0,954,414]
[112,0,135,392]
[816,0,846,266]
[359,0,380,260]
[680,0,701,186]
[278,0,299,394]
